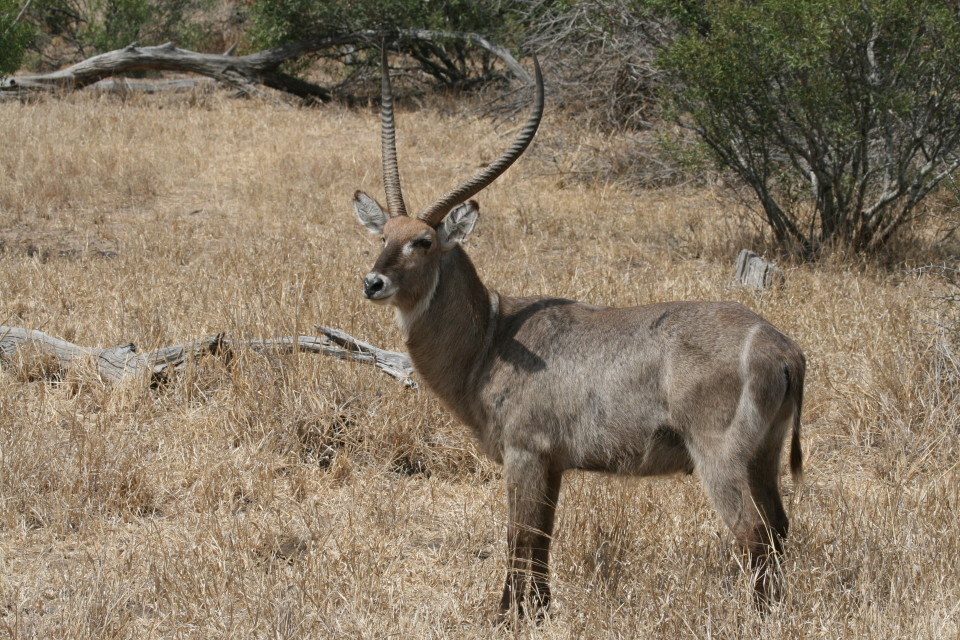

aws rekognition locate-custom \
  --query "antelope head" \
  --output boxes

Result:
[354,48,544,319]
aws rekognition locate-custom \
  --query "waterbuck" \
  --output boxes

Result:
[353,51,805,622]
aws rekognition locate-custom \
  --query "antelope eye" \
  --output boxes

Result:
[380,236,386,245]
[412,237,433,250]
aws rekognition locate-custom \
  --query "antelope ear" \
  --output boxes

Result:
[353,191,388,234]
[438,200,479,251]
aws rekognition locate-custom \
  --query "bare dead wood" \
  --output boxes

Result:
[316,325,414,382]
[0,30,531,101]
[88,77,219,94]
[0,41,324,100]
[0,325,415,387]
[734,249,785,289]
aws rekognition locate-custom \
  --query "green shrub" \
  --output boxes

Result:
[659,0,960,255]
[0,0,36,74]
[18,0,212,68]
[245,0,524,87]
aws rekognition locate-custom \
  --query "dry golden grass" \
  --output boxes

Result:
[0,90,958,639]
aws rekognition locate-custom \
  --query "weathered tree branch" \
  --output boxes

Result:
[86,77,219,94]
[0,29,531,100]
[0,325,415,387]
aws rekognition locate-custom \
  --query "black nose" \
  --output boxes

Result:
[363,274,385,298]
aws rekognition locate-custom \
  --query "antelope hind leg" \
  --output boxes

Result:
[696,460,789,609]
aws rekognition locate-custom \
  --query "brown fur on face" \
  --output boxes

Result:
[371,216,441,314]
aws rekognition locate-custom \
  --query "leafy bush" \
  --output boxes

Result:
[81,0,191,53]
[244,0,524,87]
[20,0,213,69]
[0,0,36,74]
[659,0,960,254]
[246,0,516,45]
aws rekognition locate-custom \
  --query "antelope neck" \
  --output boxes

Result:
[403,245,494,423]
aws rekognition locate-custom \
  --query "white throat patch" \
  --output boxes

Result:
[395,269,439,339]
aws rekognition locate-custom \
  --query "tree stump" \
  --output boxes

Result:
[734,250,785,289]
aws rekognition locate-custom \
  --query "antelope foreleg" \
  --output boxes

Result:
[495,452,561,625]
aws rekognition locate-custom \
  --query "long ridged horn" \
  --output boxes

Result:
[418,56,544,226]
[380,46,408,217]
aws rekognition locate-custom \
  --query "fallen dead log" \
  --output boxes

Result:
[0,29,531,101]
[88,77,219,94]
[0,325,415,387]
[0,41,329,101]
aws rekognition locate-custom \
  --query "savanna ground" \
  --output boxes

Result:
[0,88,958,639]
